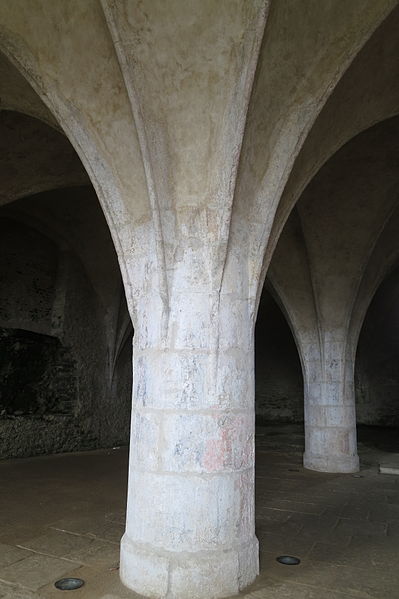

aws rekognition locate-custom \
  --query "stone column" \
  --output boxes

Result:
[302,335,359,473]
[120,288,258,599]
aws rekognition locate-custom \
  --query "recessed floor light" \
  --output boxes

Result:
[54,578,85,591]
[276,555,301,565]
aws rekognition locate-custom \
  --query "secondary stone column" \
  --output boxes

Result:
[120,288,258,599]
[302,335,359,473]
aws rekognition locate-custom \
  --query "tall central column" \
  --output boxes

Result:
[97,3,266,592]
[120,287,258,599]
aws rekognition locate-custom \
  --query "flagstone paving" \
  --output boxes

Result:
[0,425,397,598]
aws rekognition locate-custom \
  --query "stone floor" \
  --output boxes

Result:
[0,424,398,598]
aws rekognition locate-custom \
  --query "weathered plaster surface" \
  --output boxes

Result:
[266,4,399,277]
[0,111,88,205]
[231,0,396,302]
[0,2,398,597]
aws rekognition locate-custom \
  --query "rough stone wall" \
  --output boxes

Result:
[0,219,97,457]
[55,251,105,451]
[255,287,303,424]
[0,328,77,416]
[0,218,56,331]
[356,266,399,427]
[0,193,132,459]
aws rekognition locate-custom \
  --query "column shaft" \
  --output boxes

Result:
[120,291,258,599]
[303,341,359,473]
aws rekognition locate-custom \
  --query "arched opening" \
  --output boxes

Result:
[252,15,399,584]
[255,284,304,449]
[0,189,133,458]
[254,280,307,568]
[356,265,399,458]
[262,112,399,477]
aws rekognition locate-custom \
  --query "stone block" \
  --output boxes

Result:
[160,411,254,473]
[169,549,240,599]
[119,535,169,598]
[125,470,252,551]
[219,296,252,351]
[304,382,321,404]
[134,350,209,410]
[130,410,160,470]
[215,350,253,409]
[169,292,211,350]
[133,293,164,349]
[238,537,259,590]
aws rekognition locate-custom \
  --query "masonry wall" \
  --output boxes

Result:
[356,266,399,427]
[255,287,304,424]
[0,192,132,459]
[0,218,56,329]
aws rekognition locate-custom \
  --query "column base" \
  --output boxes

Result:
[303,452,359,473]
[120,534,259,599]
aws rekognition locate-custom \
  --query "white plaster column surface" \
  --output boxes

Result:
[302,337,359,474]
[98,3,268,597]
[121,285,257,599]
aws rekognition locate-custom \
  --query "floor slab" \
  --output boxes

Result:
[0,425,398,598]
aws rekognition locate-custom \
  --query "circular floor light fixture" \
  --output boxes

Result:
[54,578,85,591]
[276,555,301,565]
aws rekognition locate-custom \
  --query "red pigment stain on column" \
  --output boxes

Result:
[203,439,225,471]
[203,417,239,471]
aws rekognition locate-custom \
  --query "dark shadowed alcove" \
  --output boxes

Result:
[356,265,399,452]
[255,285,304,425]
